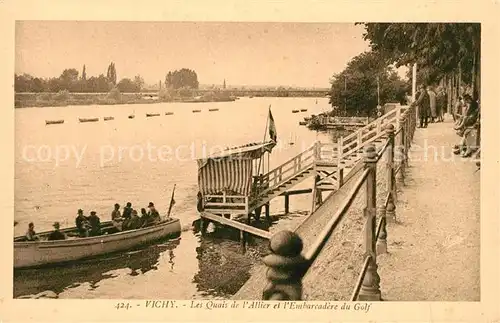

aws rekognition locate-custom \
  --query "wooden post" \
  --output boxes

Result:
[338,168,344,189]
[284,194,290,214]
[240,230,246,254]
[262,230,307,300]
[358,143,382,301]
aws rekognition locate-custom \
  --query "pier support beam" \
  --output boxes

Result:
[284,194,290,214]
[240,230,247,254]
[265,203,271,223]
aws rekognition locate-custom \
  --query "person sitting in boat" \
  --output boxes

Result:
[140,208,151,227]
[126,209,142,230]
[147,202,161,223]
[47,222,66,241]
[111,203,123,231]
[87,211,101,236]
[122,202,133,219]
[25,222,39,241]
[75,209,90,237]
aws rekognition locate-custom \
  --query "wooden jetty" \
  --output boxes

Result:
[45,120,64,125]
[196,106,408,253]
[79,117,99,123]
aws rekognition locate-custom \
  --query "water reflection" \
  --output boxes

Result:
[14,238,180,298]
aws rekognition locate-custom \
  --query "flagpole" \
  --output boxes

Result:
[257,105,271,176]
[166,184,176,219]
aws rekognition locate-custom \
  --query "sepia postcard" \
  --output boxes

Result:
[1,0,499,322]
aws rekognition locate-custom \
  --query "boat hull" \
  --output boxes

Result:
[14,218,181,269]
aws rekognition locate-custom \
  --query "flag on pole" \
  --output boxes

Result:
[268,107,277,142]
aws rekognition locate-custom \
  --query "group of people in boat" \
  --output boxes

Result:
[24,201,162,241]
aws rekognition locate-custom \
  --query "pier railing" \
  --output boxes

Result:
[261,104,416,301]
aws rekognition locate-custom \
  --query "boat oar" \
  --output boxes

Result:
[166,184,176,219]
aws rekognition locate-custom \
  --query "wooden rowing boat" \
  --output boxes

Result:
[165,112,174,115]
[146,113,160,117]
[14,218,181,269]
[103,117,114,121]
[128,115,135,119]
[208,108,219,112]
[79,118,99,123]
[192,110,201,113]
[300,109,308,112]
[45,120,64,125]
[292,110,299,113]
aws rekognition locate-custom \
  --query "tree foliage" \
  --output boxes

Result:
[329,51,409,116]
[358,23,480,91]
[106,62,117,85]
[165,68,199,89]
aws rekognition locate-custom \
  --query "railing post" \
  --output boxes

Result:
[395,116,406,188]
[262,231,308,300]
[337,137,343,169]
[385,124,396,223]
[284,193,290,214]
[358,144,382,301]
[357,131,363,150]
[376,206,387,254]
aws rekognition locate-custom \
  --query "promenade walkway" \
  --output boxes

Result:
[378,117,480,301]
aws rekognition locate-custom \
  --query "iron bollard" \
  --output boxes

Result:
[376,205,388,254]
[262,230,308,300]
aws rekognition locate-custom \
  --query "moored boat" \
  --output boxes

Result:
[146,113,160,117]
[300,109,308,112]
[192,109,201,113]
[103,117,114,121]
[14,218,181,269]
[208,108,219,112]
[299,121,308,126]
[79,117,99,123]
[45,120,64,125]
[292,110,299,113]
[165,112,174,115]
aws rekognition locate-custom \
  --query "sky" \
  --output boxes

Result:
[15,21,372,88]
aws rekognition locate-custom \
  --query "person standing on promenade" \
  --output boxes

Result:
[438,87,448,122]
[411,84,430,128]
[428,85,437,123]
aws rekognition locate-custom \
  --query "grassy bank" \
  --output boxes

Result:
[14,91,236,108]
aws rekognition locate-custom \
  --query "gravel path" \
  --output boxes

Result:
[234,117,480,301]
[378,118,480,301]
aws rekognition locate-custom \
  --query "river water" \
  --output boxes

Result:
[14,97,337,299]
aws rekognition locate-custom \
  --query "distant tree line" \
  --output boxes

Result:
[165,68,199,89]
[15,62,145,93]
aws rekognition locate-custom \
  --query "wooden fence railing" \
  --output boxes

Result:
[261,105,417,301]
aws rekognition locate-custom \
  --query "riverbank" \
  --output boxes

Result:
[14,92,236,108]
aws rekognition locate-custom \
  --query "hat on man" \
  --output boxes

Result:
[77,209,83,215]
[126,202,132,207]
[148,202,154,207]
[90,211,96,216]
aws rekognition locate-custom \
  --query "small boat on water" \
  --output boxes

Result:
[192,109,201,113]
[79,118,99,123]
[165,112,174,115]
[304,117,311,121]
[14,218,181,269]
[146,113,160,117]
[208,108,219,112]
[45,120,64,125]
[103,117,114,121]
[300,109,308,112]
[128,115,135,119]
[292,110,300,113]
[299,121,308,126]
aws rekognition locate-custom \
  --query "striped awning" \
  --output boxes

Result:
[196,141,276,196]
[197,158,253,196]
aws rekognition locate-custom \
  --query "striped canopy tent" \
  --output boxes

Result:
[197,141,276,196]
